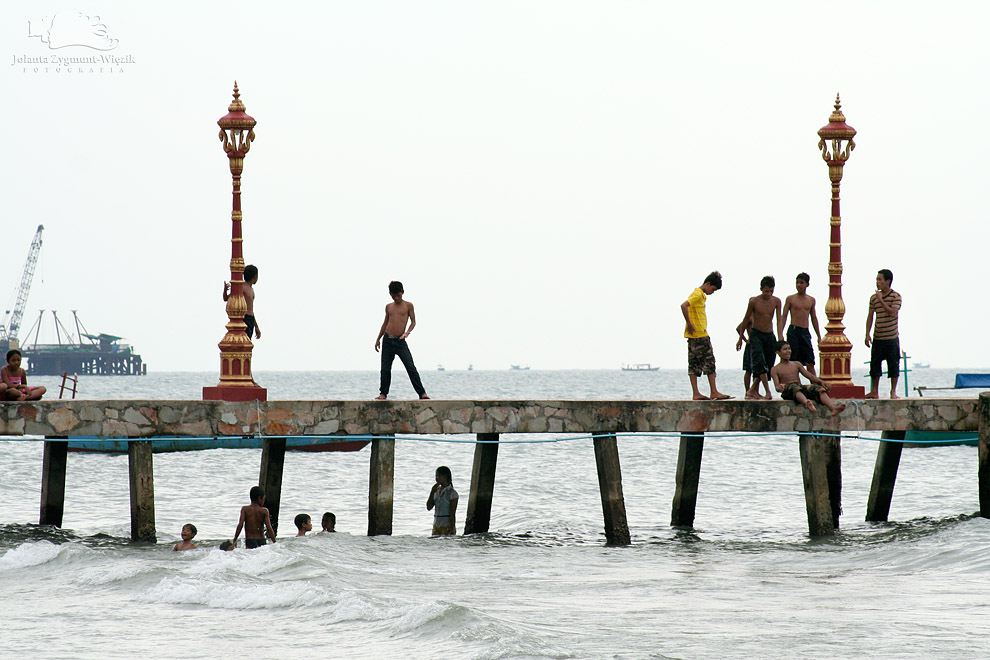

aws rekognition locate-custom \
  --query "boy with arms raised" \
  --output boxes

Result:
[736,276,781,400]
[375,280,429,400]
[771,340,846,416]
[778,272,821,375]
[232,486,277,549]
[680,271,731,401]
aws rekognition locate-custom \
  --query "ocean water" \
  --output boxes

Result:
[2,368,988,659]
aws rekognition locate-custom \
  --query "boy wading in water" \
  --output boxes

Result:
[223,264,261,341]
[736,276,781,400]
[680,271,731,401]
[375,281,429,400]
[778,272,821,376]
[771,341,847,416]
[233,486,277,548]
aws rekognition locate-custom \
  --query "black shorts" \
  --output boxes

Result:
[786,325,815,366]
[244,314,256,338]
[245,538,266,549]
[870,338,900,380]
[748,329,776,377]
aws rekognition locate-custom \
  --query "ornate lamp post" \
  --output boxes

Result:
[816,94,864,398]
[203,82,267,402]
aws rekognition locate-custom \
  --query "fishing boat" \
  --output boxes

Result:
[913,361,930,369]
[621,363,659,372]
[68,435,370,454]
[510,365,530,370]
[437,364,445,372]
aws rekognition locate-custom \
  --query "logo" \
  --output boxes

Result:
[12,12,135,75]
[28,13,118,50]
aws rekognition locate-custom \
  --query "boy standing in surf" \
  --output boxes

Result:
[771,341,846,416]
[232,486,277,548]
[778,272,821,376]
[375,281,429,400]
[680,271,731,401]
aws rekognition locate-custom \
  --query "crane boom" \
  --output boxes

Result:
[1,224,44,342]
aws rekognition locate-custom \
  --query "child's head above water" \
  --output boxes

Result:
[249,486,265,504]
[181,523,197,540]
[294,513,312,532]
[321,511,336,532]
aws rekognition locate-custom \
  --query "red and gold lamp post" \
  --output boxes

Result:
[816,94,865,398]
[203,82,267,402]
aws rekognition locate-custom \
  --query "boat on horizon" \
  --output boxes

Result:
[621,363,659,372]
[913,361,930,369]
[510,365,530,370]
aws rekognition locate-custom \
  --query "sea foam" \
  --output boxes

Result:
[140,575,338,609]
[0,541,66,571]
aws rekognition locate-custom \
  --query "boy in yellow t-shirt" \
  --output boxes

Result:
[680,271,732,400]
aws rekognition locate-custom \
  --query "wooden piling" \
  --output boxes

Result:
[670,433,704,528]
[464,433,499,534]
[798,434,835,536]
[593,432,630,546]
[368,435,395,536]
[866,431,905,522]
[979,393,990,518]
[825,435,842,528]
[259,437,287,534]
[39,437,68,527]
[127,441,156,542]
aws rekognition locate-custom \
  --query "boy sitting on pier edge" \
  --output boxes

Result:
[680,271,731,401]
[233,486,277,548]
[736,276,781,400]
[779,272,821,376]
[375,280,429,400]
[771,341,847,417]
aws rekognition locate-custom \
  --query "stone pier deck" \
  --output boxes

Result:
[0,397,981,438]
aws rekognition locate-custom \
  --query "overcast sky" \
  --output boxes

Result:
[2,1,988,373]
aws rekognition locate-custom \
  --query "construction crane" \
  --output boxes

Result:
[1,224,44,349]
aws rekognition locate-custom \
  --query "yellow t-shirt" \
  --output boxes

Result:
[684,287,708,338]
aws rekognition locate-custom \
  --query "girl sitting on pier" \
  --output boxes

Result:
[2,349,46,401]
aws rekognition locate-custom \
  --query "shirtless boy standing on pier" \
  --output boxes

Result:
[778,272,821,375]
[375,281,429,400]
[736,276,781,400]
[233,486,277,548]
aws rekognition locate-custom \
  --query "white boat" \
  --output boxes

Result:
[510,365,530,370]
[437,364,445,372]
[913,361,930,369]
[622,363,659,372]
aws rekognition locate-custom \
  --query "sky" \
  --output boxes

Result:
[2,1,988,373]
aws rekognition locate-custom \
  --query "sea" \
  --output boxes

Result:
[1,368,988,659]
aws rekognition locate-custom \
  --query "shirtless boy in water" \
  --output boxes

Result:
[232,486,277,548]
[736,276,781,400]
[771,341,846,416]
[223,264,261,340]
[778,273,821,375]
[374,281,429,400]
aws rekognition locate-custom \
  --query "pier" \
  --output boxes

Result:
[3,395,988,544]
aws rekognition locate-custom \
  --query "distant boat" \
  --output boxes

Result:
[467,364,473,371]
[913,361,930,369]
[510,365,530,370]
[622,363,659,372]
[437,365,446,372]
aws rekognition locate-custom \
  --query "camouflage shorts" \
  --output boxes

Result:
[781,383,824,403]
[687,336,716,376]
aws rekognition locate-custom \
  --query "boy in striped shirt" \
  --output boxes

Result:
[865,269,902,399]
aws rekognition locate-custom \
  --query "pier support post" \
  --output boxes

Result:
[128,441,156,542]
[40,437,68,527]
[826,435,842,528]
[368,435,394,536]
[593,432,630,546]
[464,433,499,534]
[671,433,704,528]
[979,393,990,518]
[259,437,286,534]
[799,434,836,536]
[866,431,904,522]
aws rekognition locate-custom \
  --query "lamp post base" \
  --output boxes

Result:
[825,383,866,399]
[203,385,268,402]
